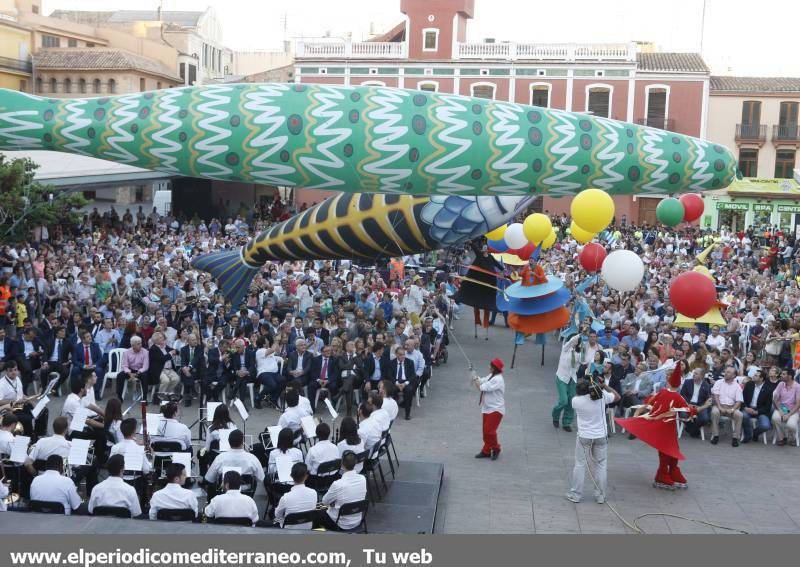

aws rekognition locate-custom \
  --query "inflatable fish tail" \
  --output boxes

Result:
[192,250,259,310]
[1,85,737,195]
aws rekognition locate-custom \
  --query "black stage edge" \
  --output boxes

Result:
[0,461,444,535]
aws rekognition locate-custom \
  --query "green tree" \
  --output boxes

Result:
[0,153,87,242]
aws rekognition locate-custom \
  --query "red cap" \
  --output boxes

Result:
[668,364,682,389]
[490,357,504,372]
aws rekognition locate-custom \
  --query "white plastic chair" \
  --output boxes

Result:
[102,348,128,397]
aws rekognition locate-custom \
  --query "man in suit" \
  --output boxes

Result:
[388,346,417,420]
[228,338,256,406]
[741,368,773,443]
[179,334,205,407]
[362,343,385,393]
[37,312,57,345]
[310,318,330,346]
[18,327,46,395]
[42,325,70,395]
[0,327,20,364]
[308,344,337,411]
[619,362,654,412]
[204,338,224,403]
[70,330,104,396]
[679,367,713,438]
[287,317,306,355]
[284,339,312,387]
[222,315,239,340]
[337,340,362,415]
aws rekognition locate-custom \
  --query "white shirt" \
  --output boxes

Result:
[358,416,383,452]
[556,336,581,383]
[749,382,763,409]
[0,481,7,512]
[275,484,318,528]
[28,434,70,462]
[278,405,310,433]
[0,375,24,403]
[371,408,391,432]
[382,397,399,422]
[304,440,339,475]
[477,373,505,415]
[151,418,192,450]
[255,349,280,374]
[406,349,426,377]
[571,391,615,439]
[30,470,82,515]
[148,482,199,520]
[706,334,726,351]
[204,422,236,451]
[61,393,82,420]
[0,429,15,455]
[205,448,265,485]
[322,470,367,529]
[109,438,151,475]
[337,440,365,473]
[88,476,142,517]
[268,447,304,482]
[205,489,259,524]
[689,381,703,404]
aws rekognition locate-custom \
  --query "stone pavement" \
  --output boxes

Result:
[37,317,800,533]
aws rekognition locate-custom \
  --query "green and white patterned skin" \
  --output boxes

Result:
[0,83,737,196]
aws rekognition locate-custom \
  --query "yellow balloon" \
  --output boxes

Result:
[522,213,552,244]
[570,188,615,233]
[570,221,595,244]
[541,230,557,250]
[485,224,507,241]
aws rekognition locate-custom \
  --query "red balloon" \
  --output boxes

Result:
[679,193,704,223]
[578,242,607,272]
[516,242,537,260]
[669,272,717,318]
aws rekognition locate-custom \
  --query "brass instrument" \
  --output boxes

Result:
[11,393,43,412]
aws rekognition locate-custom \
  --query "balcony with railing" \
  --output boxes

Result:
[735,123,767,144]
[295,40,406,59]
[635,117,675,131]
[773,124,800,145]
[0,55,32,75]
[455,41,636,61]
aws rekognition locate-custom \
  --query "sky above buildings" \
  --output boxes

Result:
[42,0,800,76]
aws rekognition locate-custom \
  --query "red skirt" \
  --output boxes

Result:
[614,416,685,460]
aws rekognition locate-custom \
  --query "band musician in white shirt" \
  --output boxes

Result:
[87,454,142,517]
[148,462,198,520]
[274,462,318,529]
[315,450,367,531]
[204,469,259,526]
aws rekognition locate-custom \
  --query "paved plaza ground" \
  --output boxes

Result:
[29,316,800,534]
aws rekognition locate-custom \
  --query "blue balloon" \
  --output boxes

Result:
[487,238,508,252]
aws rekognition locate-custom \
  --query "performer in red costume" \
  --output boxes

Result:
[615,361,695,490]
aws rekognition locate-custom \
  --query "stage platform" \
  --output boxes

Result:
[0,461,443,534]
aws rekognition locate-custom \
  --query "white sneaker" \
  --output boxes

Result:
[565,493,581,503]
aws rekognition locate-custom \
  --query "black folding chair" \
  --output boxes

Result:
[151,441,186,476]
[92,505,132,518]
[29,500,65,514]
[312,459,341,495]
[336,500,368,533]
[282,509,318,529]
[362,443,387,501]
[156,508,196,522]
[209,516,254,526]
[377,431,396,479]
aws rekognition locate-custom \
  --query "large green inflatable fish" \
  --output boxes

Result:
[0,84,736,196]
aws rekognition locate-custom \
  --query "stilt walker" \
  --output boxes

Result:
[455,243,503,341]
[615,362,695,490]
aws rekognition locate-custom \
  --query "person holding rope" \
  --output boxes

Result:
[471,357,505,461]
[566,376,620,504]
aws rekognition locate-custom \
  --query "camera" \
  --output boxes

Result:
[588,377,604,401]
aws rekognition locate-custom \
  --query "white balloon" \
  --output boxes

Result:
[601,250,644,292]
[503,223,528,249]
